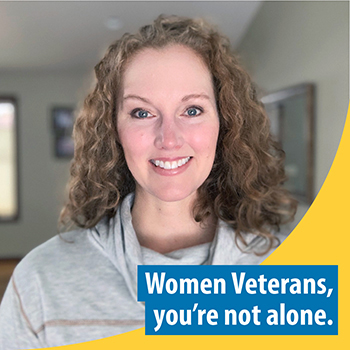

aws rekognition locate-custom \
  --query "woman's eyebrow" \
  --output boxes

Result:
[123,94,210,104]
[181,93,210,102]
[123,95,151,103]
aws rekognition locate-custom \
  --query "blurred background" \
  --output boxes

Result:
[0,1,348,297]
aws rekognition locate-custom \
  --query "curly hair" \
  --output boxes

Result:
[60,15,297,252]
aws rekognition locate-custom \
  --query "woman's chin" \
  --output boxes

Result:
[145,187,198,204]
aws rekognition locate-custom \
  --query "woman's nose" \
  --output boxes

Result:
[154,118,184,150]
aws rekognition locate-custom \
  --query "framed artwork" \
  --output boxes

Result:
[261,84,315,204]
[52,107,75,158]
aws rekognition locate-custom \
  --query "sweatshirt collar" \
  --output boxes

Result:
[89,193,271,301]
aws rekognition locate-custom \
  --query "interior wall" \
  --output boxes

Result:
[237,1,349,201]
[0,71,91,257]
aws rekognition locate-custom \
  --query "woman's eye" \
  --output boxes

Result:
[130,109,152,119]
[185,106,203,117]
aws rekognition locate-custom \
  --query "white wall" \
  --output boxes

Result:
[237,1,349,200]
[0,71,91,257]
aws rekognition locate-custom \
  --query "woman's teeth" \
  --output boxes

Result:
[152,157,191,169]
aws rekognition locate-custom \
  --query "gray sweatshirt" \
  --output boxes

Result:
[0,193,288,349]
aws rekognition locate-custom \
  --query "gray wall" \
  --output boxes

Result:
[238,1,349,198]
[0,71,90,257]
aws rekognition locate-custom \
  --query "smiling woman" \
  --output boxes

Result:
[0,15,297,348]
[117,45,220,253]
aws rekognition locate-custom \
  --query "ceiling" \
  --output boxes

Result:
[0,1,262,73]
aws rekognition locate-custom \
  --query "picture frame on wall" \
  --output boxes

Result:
[51,107,75,158]
[261,83,315,204]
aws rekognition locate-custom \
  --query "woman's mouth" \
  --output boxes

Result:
[150,156,192,170]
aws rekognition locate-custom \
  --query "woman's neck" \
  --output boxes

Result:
[131,189,217,254]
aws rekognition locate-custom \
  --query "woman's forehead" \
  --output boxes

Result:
[122,45,215,100]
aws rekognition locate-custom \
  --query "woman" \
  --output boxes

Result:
[0,15,296,348]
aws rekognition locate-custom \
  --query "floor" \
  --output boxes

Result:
[0,259,21,303]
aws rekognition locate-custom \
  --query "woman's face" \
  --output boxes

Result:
[117,45,220,203]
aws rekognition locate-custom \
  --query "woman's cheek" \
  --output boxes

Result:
[189,123,219,152]
[119,123,147,151]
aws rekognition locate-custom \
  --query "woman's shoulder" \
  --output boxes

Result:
[2,229,92,336]
[214,219,294,265]
[12,229,94,285]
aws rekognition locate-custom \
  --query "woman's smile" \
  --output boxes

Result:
[149,156,193,176]
[150,156,191,170]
